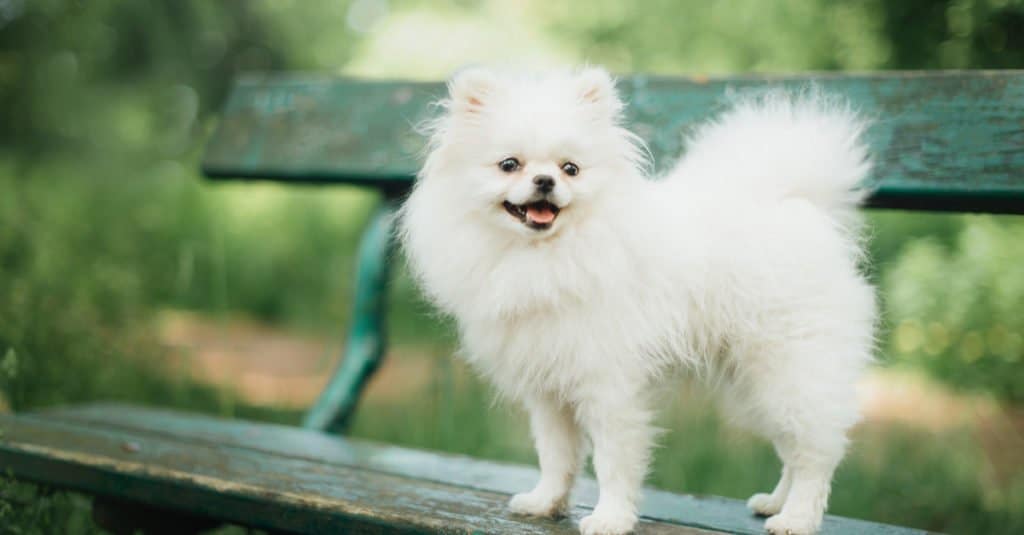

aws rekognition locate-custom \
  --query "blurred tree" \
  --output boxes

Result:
[0,0,372,411]
[885,217,1024,403]
[526,0,891,74]
[0,0,361,161]
[877,0,1024,69]
[2,2,245,157]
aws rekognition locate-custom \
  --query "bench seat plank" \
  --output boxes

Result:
[202,71,1024,213]
[0,409,710,534]
[0,404,928,534]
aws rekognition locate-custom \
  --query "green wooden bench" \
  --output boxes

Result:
[4,70,1023,534]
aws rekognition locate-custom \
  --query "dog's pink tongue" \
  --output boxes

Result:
[526,205,556,224]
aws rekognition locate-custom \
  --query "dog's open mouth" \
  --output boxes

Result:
[503,200,561,230]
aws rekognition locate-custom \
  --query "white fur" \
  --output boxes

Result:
[400,67,876,535]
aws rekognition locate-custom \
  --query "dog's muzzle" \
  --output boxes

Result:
[503,198,561,230]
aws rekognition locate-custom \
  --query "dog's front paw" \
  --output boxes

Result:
[764,511,821,535]
[579,507,637,535]
[747,492,784,516]
[508,490,566,518]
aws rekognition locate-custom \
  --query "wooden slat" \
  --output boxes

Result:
[202,71,1024,213]
[0,410,710,535]
[2,404,928,535]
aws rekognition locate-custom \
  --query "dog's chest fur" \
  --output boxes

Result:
[451,224,713,401]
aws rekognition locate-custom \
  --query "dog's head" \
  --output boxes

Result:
[419,67,646,239]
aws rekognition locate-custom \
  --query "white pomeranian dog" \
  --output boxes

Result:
[399,66,876,535]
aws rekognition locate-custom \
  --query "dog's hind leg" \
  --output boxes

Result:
[509,393,584,518]
[730,338,864,534]
[746,441,794,517]
[763,440,841,535]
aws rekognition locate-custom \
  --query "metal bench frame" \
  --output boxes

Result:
[302,195,401,433]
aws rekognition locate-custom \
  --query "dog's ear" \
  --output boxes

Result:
[448,67,496,116]
[576,67,623,117]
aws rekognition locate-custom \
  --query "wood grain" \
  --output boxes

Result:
[1,404,931,535]
[202,71,1024,213]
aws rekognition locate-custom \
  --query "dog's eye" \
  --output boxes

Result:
[498,158,520,173]
[561,162,580,177]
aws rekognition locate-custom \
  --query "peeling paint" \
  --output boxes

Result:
[202,72,1024,213]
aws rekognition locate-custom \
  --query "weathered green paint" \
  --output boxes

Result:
[13,404,931,535]
[303,195,400,434]
[0,409,716,535]
[203,71,1024,214]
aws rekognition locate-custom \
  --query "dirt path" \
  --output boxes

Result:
[159,311,434,408]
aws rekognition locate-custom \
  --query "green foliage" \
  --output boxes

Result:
[0,0,362,159]
[528,0,891,73]
[0,479,100,535]
[0,166,225,412]
[876,0,1024,69]
[0,161,382,412]
[884,216,1024,402]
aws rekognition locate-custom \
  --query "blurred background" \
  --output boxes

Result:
[1,0,1023,533]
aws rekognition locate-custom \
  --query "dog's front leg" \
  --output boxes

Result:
[509,393,584,518]
[577,391,652,535]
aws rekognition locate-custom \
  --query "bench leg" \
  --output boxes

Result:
[303,197,399,434]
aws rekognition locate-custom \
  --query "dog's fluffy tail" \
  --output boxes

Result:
[669,90,871,221]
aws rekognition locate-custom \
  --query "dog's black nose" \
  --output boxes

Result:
[533,175,555,193]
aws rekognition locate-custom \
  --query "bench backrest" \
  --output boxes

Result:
[203,71,1024,213]
[201,71,1024,433]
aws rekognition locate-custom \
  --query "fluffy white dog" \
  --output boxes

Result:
[400,67,876,535]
